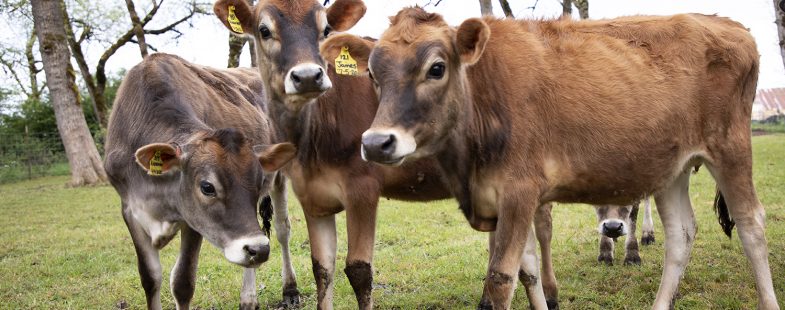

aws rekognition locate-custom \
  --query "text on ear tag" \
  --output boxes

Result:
[228,5,244,34]
[149,150,164,176]
[335,46,358,76]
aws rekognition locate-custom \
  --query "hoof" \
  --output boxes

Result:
[546,299,559,310]
[623,254,642,265]
[239,302,260,310]
[641,233,655,245]
[279,287,301,308]
[477,298,493,310]
[597,253,614,266]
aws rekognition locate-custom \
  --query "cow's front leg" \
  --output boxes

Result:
[534,203,558,309]
[122,206,163,310]
[305,213,337,310]
[597,234,615,265]
[171,225,203,310]
[623,204,641,265]
[270,174,300,306]
[240,268,259,310]
[485,188,546,309]
[343,178,379,310]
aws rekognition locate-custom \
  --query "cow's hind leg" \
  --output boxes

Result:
[122,204,163,310]
[534,203,559,309]
[305,213,337,310]
[641,197,655,245]
[623,203,641,265]
[708,163,778,309]
[270,174,300,306]
[171,226,203,310]
[651,171,695,309]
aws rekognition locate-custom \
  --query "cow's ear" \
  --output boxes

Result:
[455,18,490,65]
[326,0,366,32]
[214,0,256,37]
[321,33,373,72]
[135,143,181,176]
[254,143,297,172]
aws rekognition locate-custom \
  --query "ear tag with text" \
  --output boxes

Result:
[228,5,244,34]
[149,150,164,176]
[335,46,358,76]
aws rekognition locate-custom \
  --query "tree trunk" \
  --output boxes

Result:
[249,40,257,67]
[227,34,245,68]
[125,0,149,58]
[61,1,108,128]
[31,0,108,186]
[498,0,514,18]
[25,30,43,102]
[574,0,589,19]
[479,0,493,16]
[776,0,785,69]
[562,0,572,18]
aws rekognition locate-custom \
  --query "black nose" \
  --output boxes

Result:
[290,67,324,93]
[243,243,270,262]
[362,133,397,162]
[602,222,625,238]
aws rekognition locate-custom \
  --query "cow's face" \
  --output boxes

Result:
[594,204,634,239]
[215,0,366,109]
[321,8,489,165]
[135,129,295,267]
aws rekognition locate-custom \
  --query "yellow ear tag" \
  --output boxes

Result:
[335,46,359,76]
[228,5,244,34]
[149,150,164,176]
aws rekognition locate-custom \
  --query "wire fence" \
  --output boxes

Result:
[0,131,70,184]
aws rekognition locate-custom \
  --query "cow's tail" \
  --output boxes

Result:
[259,195,274,237]
[713,187,735,238]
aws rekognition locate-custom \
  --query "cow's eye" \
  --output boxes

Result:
[427,62,445,79]
[200,181,216,196]
[259,25,272,39]
[323,25,332,38]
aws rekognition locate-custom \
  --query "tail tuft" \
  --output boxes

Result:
[713,188,735,238]
[259,195,274,237]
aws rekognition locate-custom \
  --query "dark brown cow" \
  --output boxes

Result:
[213,1,451,309]
[323,8,777,309]
[104,53,296,310]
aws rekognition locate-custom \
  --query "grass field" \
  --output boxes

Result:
[1,135,784,309]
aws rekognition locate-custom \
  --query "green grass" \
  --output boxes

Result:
[752,122,785,134]
[1,135,784,309]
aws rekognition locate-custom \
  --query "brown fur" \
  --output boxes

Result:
[332,7,774,309]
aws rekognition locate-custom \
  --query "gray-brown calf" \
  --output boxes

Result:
[104,54,296,310]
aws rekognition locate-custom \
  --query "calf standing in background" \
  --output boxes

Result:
[595,198,655,265]
[324,8,776,309]
[104,54,296,310]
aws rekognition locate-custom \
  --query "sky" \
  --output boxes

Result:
[5,0,785,92]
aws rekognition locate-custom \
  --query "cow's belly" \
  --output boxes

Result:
[287,162,345,216]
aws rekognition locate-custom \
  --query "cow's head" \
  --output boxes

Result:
[594,204,634,239]
[215,0,366,109]
[321,7,489,165]
[134,129,296,267]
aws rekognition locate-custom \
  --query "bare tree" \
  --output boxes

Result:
[776,0,785,69]
[227,0,256,68]
[574,0,589,19]
[63,0,208,128]
[498,0,513,18]
[0,30,45,103]
[479,0,493,16]
[562,0,572,18]
[30,0,107,186]
[125,0,149,58]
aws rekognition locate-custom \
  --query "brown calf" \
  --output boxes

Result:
[323,8,777,309]
[104,54,296,309]
[213,1,450,309]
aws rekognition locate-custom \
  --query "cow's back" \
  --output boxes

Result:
[470,15,758,204]
[104,53,273,189]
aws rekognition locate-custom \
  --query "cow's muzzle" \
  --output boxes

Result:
[224,235,270,267]
[284,63,332,96]
[361,129,416,166]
